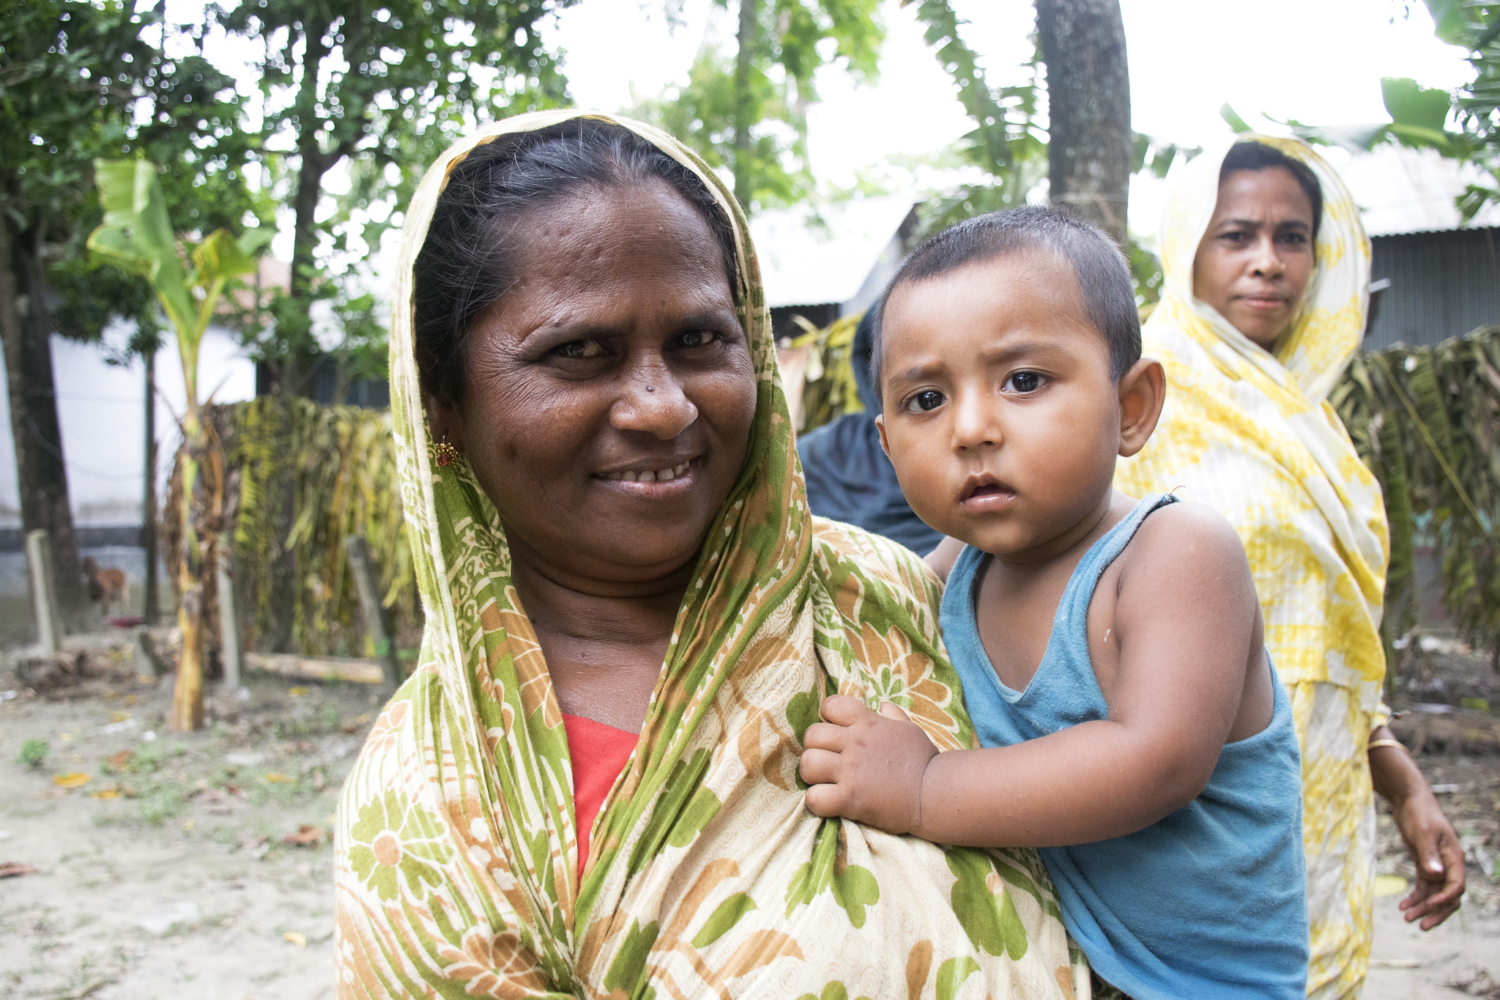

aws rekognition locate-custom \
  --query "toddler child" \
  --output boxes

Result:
[798,207,1308,1000]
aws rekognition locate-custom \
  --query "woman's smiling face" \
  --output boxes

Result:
[1192,166,1317,350]
[431,178,757,590]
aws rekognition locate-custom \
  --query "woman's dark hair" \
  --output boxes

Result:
[413,118,742,407]
[1220,141,1323,241]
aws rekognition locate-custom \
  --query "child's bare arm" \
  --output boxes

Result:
[923,536,965,581]
[801,503,1264,847]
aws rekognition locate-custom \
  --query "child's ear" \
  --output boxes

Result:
[875,413,891,458]
[1116,358,1165,458]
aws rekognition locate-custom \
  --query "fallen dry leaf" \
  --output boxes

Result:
[110,711,130,723]
[289,686,309,697]
[106,750,132,772]
[339,712,374,734]
[54,975,108,998]
[90,788,122,800]
[282,824,325,847]
[52,772,91,788]
[0,862,36,878]
[283,930,307,948]
[262,773,289,783]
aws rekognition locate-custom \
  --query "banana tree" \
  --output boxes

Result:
[87,159,267,730]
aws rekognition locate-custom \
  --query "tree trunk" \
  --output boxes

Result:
[733,0,758,211]
[1,220,89,631]
[259,12,335,651]
[270,9,335,401]
[172,424,205,730]
[142,347,159,625]
[1036,0,1132,248]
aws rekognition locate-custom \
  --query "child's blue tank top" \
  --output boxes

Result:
[939,494,1308,1000]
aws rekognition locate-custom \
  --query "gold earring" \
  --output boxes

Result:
[434,434,460,467]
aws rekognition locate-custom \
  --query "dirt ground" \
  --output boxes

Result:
[0,633,379,1000]
[1367,643,1500,999]
[0,632,1497,1000]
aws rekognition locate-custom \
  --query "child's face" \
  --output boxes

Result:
[876,250,1153,563]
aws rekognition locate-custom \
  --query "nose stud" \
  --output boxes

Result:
[646,385,655,393]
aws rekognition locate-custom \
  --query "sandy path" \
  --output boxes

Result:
[1,656,375,1000]
[1368,898,1500,999]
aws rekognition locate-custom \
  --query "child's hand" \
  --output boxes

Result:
[799,694,939,836]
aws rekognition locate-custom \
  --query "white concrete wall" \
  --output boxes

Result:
[0,323,257,527]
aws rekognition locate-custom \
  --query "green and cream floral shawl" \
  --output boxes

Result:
[334,111,1082,1000]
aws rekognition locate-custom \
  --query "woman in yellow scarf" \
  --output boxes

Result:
[1115,136,1465,998]
[333,111,1083,999]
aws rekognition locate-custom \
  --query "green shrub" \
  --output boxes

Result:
[17,739,48,769]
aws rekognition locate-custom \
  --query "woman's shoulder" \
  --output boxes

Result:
[809,516,942,609]
[336,665,449,869]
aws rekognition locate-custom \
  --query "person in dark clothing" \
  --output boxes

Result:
[796,311,943,555]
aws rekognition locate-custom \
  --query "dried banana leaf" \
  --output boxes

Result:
[1333,326,1500,668]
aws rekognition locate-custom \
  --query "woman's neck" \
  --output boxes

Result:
[504,537,693,731]
[508,549,687,646]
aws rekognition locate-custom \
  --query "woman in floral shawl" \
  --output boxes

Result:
[334,111,1082,999]
[1115,136,1465,999]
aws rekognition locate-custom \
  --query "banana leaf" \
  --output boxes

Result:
[1333,326,1500,670]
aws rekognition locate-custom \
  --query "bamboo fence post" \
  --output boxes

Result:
[345,535,400,689]
[26,530,63,652]
[216,546,242,691]
[134,626,163,678]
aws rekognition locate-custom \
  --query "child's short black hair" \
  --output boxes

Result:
[871,206,1141,387]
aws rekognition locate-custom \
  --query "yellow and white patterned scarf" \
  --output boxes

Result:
[1115,135,1388,999]
[1117,134,1387,703]
[334,111,1081,999]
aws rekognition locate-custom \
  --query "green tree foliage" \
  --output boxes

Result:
[1425,0,1500,218]
[1,0,260,626]
[630,0,883,214]
[218,0,579,391]
[3,0,262,342]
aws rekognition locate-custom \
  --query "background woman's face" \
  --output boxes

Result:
[438,178,756,588]
[1192,166,1317,350]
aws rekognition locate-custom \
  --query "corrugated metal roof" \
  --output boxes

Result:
[1336,144,1500,237]
[1366,227,1500,349]
[750,196,918,308]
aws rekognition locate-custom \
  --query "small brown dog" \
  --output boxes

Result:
[82,557,128,617]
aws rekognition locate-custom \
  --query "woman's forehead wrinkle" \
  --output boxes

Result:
[492,268,734,349]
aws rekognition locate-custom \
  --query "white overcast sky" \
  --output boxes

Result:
[166,0,1475,258]
[545,0,1474,231]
